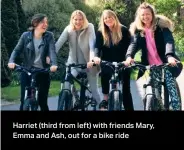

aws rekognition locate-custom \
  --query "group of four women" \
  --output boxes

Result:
[8,2,183,111]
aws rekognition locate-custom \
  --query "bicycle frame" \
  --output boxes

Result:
[60,63,96,111]
[100,61,127,110]
[15,64,50,111]
[142,68,165,110]
[131,62,181,111]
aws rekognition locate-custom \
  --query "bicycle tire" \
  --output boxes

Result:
[108,90,123,111]
[155,88,165,111]
[90,98,97,111]
[57,90,73,110]
[23,98,31,111]
[143,95,158,111]
[30,98,38,111]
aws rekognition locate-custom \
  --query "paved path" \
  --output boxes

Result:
[1,70,184,111]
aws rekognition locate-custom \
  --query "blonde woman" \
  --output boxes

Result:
[125,2,183,110]
[93,9,134,110]
[55,10,101,105]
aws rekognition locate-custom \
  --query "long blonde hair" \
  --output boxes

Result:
[129,2,156,36]
[69,10,89,30]
[98,9,122,46]
[129,2,174,36]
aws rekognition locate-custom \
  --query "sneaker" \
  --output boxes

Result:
[99,100,108,109]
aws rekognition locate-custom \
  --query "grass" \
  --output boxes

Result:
[1,78,101,102]
[1,86,21,102]
[1,81,62,102]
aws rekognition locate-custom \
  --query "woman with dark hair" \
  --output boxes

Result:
[8,13,58,111]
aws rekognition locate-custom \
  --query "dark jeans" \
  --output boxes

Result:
[20,71,50,111]
[101,65,134,110]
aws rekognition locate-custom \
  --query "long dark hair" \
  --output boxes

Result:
[28,13,47,31]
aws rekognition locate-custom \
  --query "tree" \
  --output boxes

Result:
[15,0,27,35]
[1,32,11,87]
[1,0,19,57]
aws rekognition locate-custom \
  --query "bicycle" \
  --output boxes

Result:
[14,64,50,111]
[100,60,130,111]
[57,63,97,111]
[131,62,182,111]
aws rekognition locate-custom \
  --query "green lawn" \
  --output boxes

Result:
[1,79,100,102]
[1,81,62,102]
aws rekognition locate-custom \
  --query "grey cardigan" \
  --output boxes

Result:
[55,23,100,76]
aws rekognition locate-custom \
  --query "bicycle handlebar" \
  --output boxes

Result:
[66,62,96,69]
[100,60,126,68]
[131,61,181,70]
[14,64,50,75]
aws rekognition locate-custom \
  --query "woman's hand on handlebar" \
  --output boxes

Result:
[124,57,134,66]
[50,65,58,72]
[93,57,101,65]
[87,61,95,69]
[8,63,16,69]
[167,56,178,66]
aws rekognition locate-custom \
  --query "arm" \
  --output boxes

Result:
[88,23,96,61]
[8,32,25,63]
[92,31,103,65]
[162,28,176,57]
[55,26,69,54]
[94,31,103,58]
[48,32,57,66]
[162,28,180,65]
[126,33,139,59]
[125,33,140,65]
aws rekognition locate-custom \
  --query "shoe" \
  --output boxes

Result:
[99,100,108,109]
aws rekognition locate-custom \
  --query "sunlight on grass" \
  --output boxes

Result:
[48,81,61,97]
[1,86,20,102]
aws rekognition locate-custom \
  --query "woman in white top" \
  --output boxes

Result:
[55,10,101,105]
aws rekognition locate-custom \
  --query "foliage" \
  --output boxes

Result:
[15,0,27,35]
[1,33,11,87]
[1,0,19,56]
[22,0,75,39]
[70,0,97,25]
[147,0,181,18]
[146,0,184,57]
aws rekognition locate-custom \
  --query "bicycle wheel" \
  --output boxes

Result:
[57,90,73,110]
[30,98,38,111]
[90,98,97,111]
[143,95,158,111]
[108,90,123,111]
[23,98,31,111]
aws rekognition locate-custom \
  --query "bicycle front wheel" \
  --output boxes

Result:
[108,90,123,111]
[58,90,73,111]
[143,95,159,111]
[23,98,31,111]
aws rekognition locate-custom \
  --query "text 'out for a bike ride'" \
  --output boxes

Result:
[12,122,155,139]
